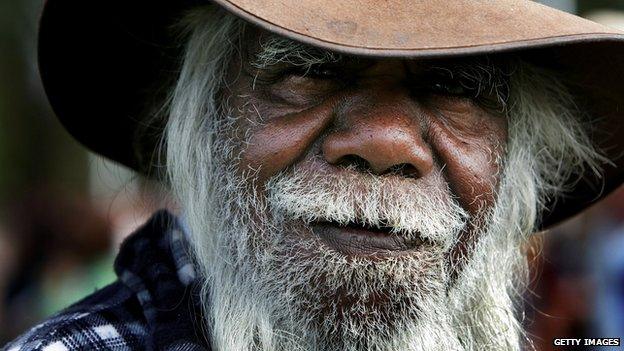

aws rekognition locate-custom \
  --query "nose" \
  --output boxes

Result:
[322,92,434,178]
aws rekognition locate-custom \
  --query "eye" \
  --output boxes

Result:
[423,76,509,114]
[252,64,339,86]
[298,64,339,79]
[409,62,511,113]
[428,78,472,97]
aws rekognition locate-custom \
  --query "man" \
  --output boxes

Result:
[5,0,624,350]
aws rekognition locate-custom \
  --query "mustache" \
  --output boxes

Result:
[265,166,469,249]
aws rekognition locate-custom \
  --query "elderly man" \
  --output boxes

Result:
[5,0,624,350]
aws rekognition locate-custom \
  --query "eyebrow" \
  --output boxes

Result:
[448,58,514,107]
[249,36,513,108]
[251,36,343,70]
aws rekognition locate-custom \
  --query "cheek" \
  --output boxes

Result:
[434,111,507,276]
[237,102,336,183]
[429,113,507,216]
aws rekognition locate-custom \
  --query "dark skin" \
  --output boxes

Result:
[224,29,508,263]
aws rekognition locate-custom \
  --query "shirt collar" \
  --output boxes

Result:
[114,210,209,350]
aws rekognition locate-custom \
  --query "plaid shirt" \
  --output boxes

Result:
[3,210,210,351]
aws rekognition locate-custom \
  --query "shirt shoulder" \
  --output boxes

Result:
[3,281,149,351]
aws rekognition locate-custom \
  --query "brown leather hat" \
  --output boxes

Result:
[38,0,624,228]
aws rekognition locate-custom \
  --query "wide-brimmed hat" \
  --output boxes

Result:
[38,0,624,228]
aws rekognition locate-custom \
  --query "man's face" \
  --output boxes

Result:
[166,15,605,349]
[191,29,512,349]
[224,29,508,262]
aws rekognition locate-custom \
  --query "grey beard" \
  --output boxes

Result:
[202,175,460,351]
[182,121,525,351]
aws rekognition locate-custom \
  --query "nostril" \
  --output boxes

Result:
[335,154,373,173]
[385,163,420,178]
[332,156,419,178]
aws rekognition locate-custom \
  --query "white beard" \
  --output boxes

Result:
[177,120,527,351]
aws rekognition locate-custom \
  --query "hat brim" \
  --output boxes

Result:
[38,0,624,228]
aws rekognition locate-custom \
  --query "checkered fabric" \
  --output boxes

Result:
[3,210,209,351]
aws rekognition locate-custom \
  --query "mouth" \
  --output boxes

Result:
[310,220,426,257]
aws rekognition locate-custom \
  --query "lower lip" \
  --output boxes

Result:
[311,222,423,257]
